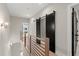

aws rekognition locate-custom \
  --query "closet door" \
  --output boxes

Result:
[72,8,78,56]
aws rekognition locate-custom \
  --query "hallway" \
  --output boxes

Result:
[0,3,78,56]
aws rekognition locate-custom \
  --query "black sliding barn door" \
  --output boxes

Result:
[46,11,55,53]
[72,8,78,56]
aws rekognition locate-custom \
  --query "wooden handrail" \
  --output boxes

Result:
[31,35,45,42]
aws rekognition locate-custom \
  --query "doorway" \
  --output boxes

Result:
[70,4,79,56]
[72,8,78,56]
[67,3,79,56]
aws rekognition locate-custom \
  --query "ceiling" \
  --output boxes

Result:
[73,4,79,10]
[6,3,71,19]
[7,3,48,18]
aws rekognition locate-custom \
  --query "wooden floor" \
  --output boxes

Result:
[49,51,56,56]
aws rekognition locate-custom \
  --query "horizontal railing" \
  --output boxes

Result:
[30,35,49,56]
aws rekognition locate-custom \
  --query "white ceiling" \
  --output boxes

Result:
[73,4,79,10]
[7,3,48,18]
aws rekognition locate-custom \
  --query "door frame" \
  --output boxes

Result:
[67,3,79,56]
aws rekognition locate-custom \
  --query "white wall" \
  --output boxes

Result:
[9,16,29,44]
[30,4,68,56]
[0,3,10,56]
[29,18,36,36]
